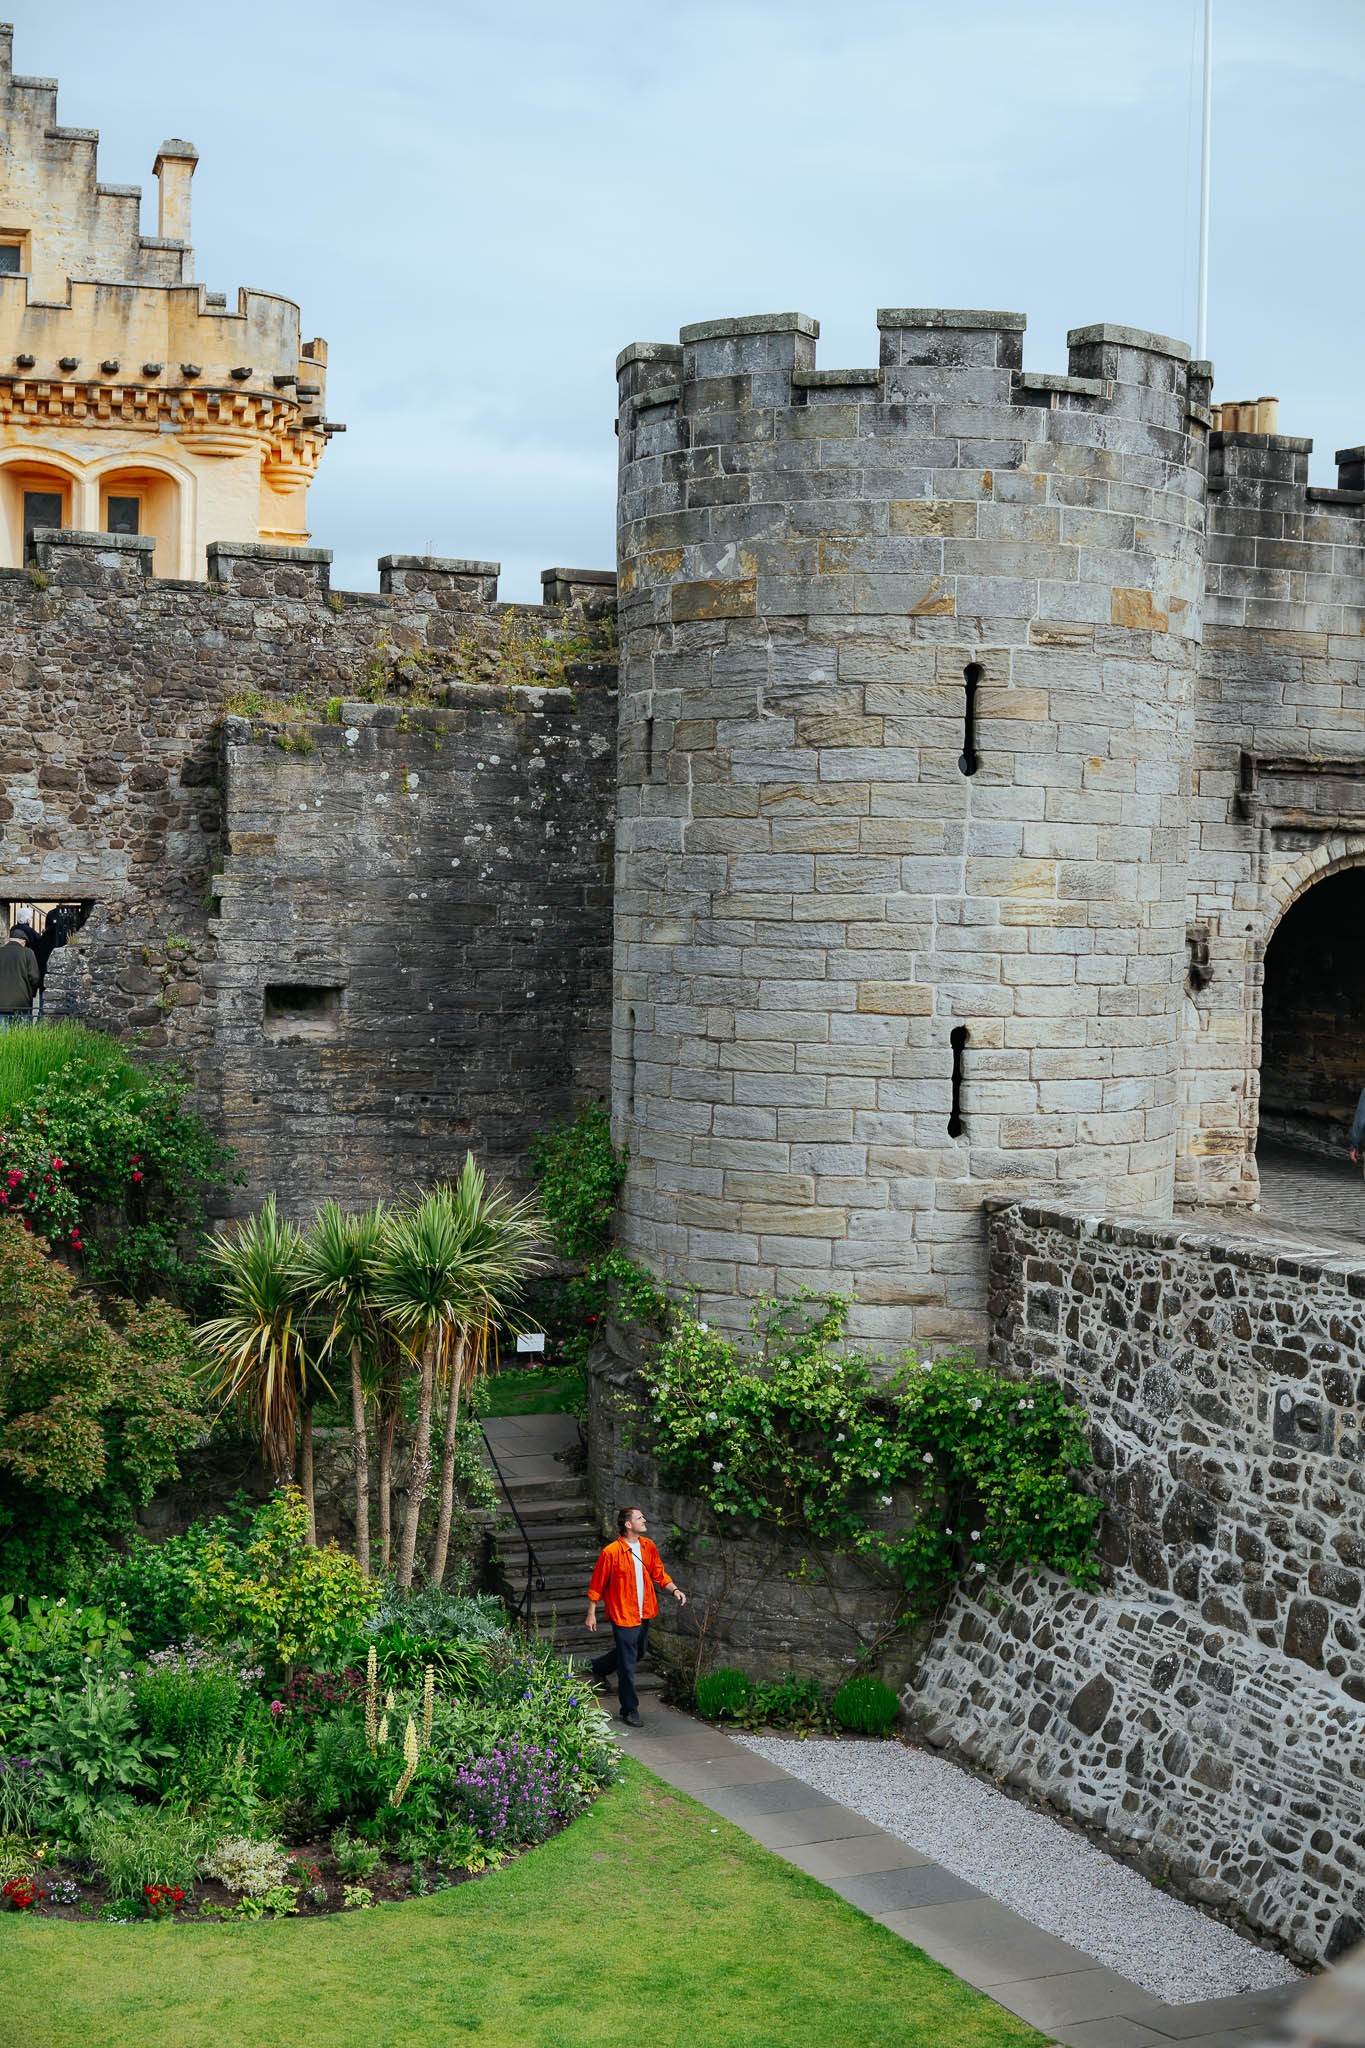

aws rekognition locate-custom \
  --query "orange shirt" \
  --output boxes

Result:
[587,1535,673,1626]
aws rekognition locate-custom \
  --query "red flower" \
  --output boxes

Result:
[131,1171,143,1183]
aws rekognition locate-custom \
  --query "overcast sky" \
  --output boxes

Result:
[19,1,1365,599]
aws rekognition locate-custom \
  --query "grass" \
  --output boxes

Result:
[1,1763,1042,2048]
[0,1019,147,1119]
[481,1367,578,1416]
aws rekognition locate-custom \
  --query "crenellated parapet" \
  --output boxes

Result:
[613,304,1211,1346]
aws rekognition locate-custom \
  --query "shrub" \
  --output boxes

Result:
[184,1487,380,1670]
[693,1668,754,1722]
[443,1738,565,1849]
[0,1226,206,1591]
[201,1833,291,1897]
[749,1675,827,1733]
[133,1652,243,1755]
[329,1826,380,1880]
[832,1676,900,1736]
[84,1805,208,1899]
[26,1675,168,1820]
[0,1593,131,1733]
[0,1026,235,1301]
[639,1293,1101,1620]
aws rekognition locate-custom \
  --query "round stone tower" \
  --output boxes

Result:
[612,308,1209,1348]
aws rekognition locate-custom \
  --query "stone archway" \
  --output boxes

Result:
[1258,862,1365,1158]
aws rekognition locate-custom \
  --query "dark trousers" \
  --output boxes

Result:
[590,1619,649,1716]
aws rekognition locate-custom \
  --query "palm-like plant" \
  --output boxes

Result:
[374,1162,544,1592]
[428,1157,545,1587]
[197,1198,317,1521]
[297,1201,387,1575]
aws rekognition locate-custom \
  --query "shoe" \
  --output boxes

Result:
[619,1709,643,1728]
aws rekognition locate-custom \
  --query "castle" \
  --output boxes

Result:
[7,33,1365,1964]
[0,26,334,576]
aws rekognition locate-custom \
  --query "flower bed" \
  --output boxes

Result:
[0,1489,618,1923]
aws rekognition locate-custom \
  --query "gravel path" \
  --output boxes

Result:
[735,1734,1301,2006]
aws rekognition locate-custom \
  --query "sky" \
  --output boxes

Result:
[17,1,1365,600]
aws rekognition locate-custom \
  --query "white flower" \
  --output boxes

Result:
[879,1495,893,1508]
[705,1411,718,1423]
[970,1530,981,1542]
[699,1321,709,1333]
[920,1361,932,1373]
[873,1438,883,1448]
[922,1452,933,1465]
[872,1470,881,1480]
[968,1398,981,1412]
[712,1461,723,1473]
[835,1433,845,1442]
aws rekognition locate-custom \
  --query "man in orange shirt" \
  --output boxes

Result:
[585,1506,687,1726]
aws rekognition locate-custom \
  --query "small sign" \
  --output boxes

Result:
[516,1332,547,1353]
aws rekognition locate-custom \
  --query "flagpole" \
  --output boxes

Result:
[1196,0,1213,359]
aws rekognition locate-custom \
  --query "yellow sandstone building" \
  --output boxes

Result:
[0,24,335,577]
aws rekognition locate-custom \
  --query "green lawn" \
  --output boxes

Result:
[481,1367,578,1416]
[2,1763,1042,2048]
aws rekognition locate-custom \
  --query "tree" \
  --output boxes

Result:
[373,1164,543,1592]
[427,1158,543,1587]
[0,1218,205,1589]
[196,1199,326,1537]
[297,1200,387,1576]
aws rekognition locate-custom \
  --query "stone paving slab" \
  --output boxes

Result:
[782,1832,934,1878]
[618,1701,1315,2048]
[872,1896,1106,1986]
[838,1862,986,1912]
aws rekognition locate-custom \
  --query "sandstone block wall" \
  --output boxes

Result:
[0,532,617,1211]
[613,307,1209,1348]
[909,1200,1365,1965]
[1180,433,1365,1202]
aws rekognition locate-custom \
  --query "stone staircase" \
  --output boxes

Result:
[480,1414,662,1693]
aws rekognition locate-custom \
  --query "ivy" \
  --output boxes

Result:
[527,1103,626,1262]
[636,1293,1100,1622]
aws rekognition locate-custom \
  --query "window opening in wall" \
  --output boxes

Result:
[958,664,981,777]
[0,244,21,275]
[644,716,655,782]
[0,900,93,1020]
[262,982,344,1043]
[23,490,63,548]
[948,1024,969,1138]
[106,496,141,537]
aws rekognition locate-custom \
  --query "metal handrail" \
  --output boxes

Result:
[480,1423,547,1629]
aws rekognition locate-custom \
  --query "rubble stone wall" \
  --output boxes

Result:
[0,532,617,1210]
[909,1199,1365,1965]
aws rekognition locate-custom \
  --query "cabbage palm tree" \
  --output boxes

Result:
[374,1163,544,1592]
[428,1157,545,1587]
[298,1200,387,1575]
[197,1197,322,1532]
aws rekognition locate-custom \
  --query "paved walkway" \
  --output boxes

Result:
[617,1705,1305,2048]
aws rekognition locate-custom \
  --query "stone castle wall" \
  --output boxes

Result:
[0,531,617,1211]
[1179,433,1365,1202]
[908,1200,1365,1965]
[612,308,1210,1351]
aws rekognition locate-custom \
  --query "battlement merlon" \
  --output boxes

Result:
[615,306,1212,440]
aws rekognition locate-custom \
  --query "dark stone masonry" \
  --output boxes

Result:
[908,1199,1365,1966]
[1,532,617,1209]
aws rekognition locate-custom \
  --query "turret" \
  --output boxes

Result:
[613,305,1210,1347]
